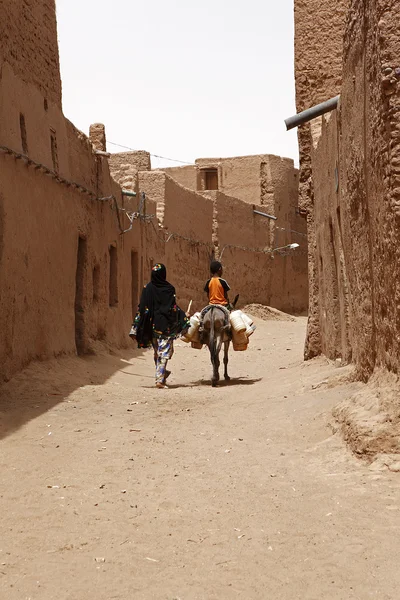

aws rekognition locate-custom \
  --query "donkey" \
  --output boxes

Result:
[200,296,238,387]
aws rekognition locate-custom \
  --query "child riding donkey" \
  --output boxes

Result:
[200,261,234,386]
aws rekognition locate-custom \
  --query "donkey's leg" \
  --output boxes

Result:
[211,334,222,387]
[212,352,220,386]
[223,340,230,381]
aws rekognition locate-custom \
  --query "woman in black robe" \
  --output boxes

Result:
[130,264,189,388]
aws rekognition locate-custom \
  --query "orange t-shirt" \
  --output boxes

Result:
[204,277,230,305]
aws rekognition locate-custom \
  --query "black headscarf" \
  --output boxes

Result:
[134,263,187,347]
[146,263,176,334]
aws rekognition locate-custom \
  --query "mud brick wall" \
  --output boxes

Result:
[265,156,308,314]
[0,0,309,382]
[340,0,400,378]
[138,171,214,314]
[164,155,301,207]
[311,114,352,362]
[163,175,213,243]
[309,0,400,380]
[0,0,62,106]
[89,123,107,152]
[109,151,151,193]
[365,0,400,377]
[162,155,308,313]
[162,165,198,190]
[294,0,349,358]
[215,193,272,306]
[0,1,161,381]
[0,147,163,381]
[196,155,268,204]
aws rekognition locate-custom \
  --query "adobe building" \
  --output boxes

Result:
[294,0,350,360]
[109,152,309,316]
[0,0,308,383]
[294,0,400,453]
[162,154,298,207]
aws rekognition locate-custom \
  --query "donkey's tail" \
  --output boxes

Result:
[209,307,223,363]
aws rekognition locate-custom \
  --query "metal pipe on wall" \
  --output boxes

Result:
[253,209,277,221]
[284,95,340,131]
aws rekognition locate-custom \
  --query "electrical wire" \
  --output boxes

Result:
[148,217,301,260]
[0,143,145,235]
[1,144,306,254]
[107,141,194,166]
[149,218,213,249]
[276,226,307,238]
[219,242,298,260]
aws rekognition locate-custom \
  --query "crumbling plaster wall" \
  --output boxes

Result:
[294,0,349,358]
[340,0,400,379]
[0,0,61,106]
[310,113,352,362]
[108,151,151,194]
[309,0,400,380]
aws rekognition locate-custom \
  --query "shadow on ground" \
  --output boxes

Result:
[0,345,144,441]
[143,377,263,389]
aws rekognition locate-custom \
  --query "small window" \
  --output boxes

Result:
[109,245,118,307]
[205,169,218,191]
[50,127,59,172]
[20,113,28,154]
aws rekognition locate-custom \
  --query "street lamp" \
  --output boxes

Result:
[268,242,300,258]
[219,242,300,260]
[274,242,299,251]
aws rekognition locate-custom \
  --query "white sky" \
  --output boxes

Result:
[56,0,299,169]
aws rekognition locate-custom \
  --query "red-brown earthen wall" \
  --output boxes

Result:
[162,165,198,190]
[311,113,352,362]
[196,155,266,204]
[0,149,164,381]
[138,171,214,313]
[309,0,400,380]
[0,0,61,106]
[163,155,309,313]
[214,193,272,306]
[294,0,349,358]
[0,0,309,382]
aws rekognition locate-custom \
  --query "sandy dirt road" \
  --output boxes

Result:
[1,315,400,600]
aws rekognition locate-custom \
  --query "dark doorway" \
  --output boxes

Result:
[131,251,139,319]
[205,169,218,190]
[75,236,87,355]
